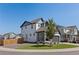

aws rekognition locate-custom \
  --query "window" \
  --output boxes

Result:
[33,33,35,36]
[21,27,23,30]
[41,23,44,27]
[25,26,27,29]
[30,33,32,36]
[26,34,28,39]
[38,23,44,27]
[31,24,33,29]
[38,24,41,27]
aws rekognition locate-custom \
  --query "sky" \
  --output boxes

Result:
[0,3,79,34]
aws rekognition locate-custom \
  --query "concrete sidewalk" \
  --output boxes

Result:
[0,47,79,52]
[60,42,79,46]
[0,42,79,53]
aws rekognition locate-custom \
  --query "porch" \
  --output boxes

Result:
[36,27,60,44]
[64,34,77,43]
[36,27,46,43]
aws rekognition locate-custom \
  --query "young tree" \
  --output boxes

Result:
[46,18,56,47]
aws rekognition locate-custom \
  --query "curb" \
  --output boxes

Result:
[0,47,79,52]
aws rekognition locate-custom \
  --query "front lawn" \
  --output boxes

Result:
[16,44,78,49]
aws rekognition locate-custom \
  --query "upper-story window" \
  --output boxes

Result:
[38,23,41,27]
[38,23,44,27]
[30,33,32,36]
[26,34,28,39]
[33,33,35,36]
[31,24,33,29]
[25,26,27,29]
[21,27,23,30]
[41,23,44,27]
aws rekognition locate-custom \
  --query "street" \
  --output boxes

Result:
[0,51,79,55]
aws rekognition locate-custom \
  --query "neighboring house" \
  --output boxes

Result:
[3,32,16,39]
[56,25,66,41]
[53,29,60,43]
[16,34,24,43]
[16,34,23,39]
[57,25,78,42]
[64,26,78,42]
[20,18,60,43]
[0,35,4,40]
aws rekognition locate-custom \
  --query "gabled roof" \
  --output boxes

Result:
[31,18,44,23]
[56,25,65,28]
[56,25,65,35]
[66,25,77,29]
[3,32,16,36]
[20,21,31,28]
[3,32,16,39]
[20,18,44,28]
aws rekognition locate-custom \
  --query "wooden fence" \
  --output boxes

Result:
[0,38,24,46]
[4,39,17,45]
[0,39,4,45]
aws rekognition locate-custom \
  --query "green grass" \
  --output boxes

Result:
[16,44,78,49]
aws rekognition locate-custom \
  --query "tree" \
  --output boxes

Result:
[46,18,56,47]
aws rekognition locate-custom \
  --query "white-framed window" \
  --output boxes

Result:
[31,24,33,29]
[33,33,35,36]
[26,34,28,39]
[21,27,23,30]
[30,33,32,36]
[38,23,41,27]
[25,26,27,29]
[41,23,44,27]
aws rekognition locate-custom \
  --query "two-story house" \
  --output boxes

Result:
[57,25,78,42]
[20,18,45,42]
[64,26,78,42]
[20,18,61,43]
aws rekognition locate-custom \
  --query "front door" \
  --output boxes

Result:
[37,32,44,42]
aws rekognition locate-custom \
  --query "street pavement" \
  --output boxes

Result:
[0,47,79,55]
[0,51,79,55]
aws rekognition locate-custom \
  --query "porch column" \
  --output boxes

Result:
[42,32,46,44]
[44,32,46,42]
[36,33,39,44]
[75,36,77,43]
